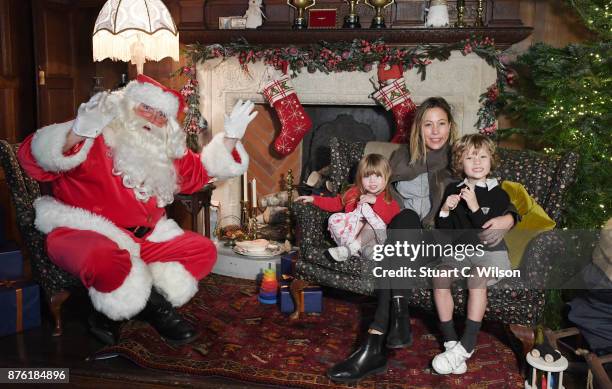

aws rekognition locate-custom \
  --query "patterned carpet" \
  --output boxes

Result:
[95,274,523,388]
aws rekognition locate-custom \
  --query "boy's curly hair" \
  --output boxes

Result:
[451,134,499,177]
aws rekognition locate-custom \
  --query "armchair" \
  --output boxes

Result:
[292,137,579,350]
[0,141,81,336]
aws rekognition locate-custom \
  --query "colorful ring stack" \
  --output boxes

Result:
[258,267,278,304]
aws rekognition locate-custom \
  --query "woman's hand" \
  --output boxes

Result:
[479,214,515,247]
[359,194,377,205]
[460,186,479,212]
[295,195,314,203]
[442,194,461,212]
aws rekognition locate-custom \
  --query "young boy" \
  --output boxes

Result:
[431,133,512,374]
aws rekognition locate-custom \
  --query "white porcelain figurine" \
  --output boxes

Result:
[244,0,266,29]
[426,0,450,27]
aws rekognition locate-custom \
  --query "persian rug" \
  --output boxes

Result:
[95,274,523,388]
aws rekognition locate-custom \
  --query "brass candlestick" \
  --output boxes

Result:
[473,0,485,27]
[240,200,251,231]
[285,169,294,242]
[247,217,259,240]
[455,0,466,28]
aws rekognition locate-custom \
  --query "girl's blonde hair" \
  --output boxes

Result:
[451,133,499,177]
[353,153,392,203]
[409,97,458,164]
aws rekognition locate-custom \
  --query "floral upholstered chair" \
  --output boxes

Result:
[0,140,80,336]
[292,136,579,353]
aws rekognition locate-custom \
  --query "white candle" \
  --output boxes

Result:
[252,179,257,208]
[243,172,248,202]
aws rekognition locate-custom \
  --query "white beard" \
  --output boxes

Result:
[103,99,187,207]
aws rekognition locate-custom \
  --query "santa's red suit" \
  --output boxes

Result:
[17,77,249,322]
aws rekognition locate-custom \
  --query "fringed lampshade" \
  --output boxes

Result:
[92,0,179,74]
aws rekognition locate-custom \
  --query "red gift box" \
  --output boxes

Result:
[308,9,337,29]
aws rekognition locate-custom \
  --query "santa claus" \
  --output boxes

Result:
[18,74,257,345]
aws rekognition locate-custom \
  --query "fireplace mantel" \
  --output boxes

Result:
[180,27,532,49]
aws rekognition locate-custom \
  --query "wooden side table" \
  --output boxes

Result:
[174,183,215,237]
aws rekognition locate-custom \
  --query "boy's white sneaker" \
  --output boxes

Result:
[432,341,473,375]
[328,246,349,261]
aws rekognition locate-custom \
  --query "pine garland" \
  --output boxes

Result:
[178,65,208,151]
[177,36,508,136]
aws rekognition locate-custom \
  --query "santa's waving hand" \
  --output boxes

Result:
[18,74,256,346]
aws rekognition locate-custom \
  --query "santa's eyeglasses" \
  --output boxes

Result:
[138,104,167,121]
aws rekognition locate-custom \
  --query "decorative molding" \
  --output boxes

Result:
[179,27,532,49]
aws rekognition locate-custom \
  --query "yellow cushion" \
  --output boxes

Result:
[502,181,556,269]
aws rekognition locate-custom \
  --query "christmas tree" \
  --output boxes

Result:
[498,0,611,328]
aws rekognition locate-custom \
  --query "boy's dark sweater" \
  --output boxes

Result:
[436,180,510,251]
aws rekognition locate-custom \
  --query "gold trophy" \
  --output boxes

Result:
[287,0,316,30]
[343,0,361,29]
[365,0,394,29]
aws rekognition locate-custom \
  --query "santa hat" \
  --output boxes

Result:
[124,74,186,119]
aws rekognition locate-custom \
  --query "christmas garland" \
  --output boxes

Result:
[177,36,512,138]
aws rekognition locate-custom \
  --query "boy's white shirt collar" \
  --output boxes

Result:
[456,178,499,191]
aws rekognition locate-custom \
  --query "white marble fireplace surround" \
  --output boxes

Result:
[196,52,497,222]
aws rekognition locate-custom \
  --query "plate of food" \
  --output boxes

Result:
[233,240,283,257]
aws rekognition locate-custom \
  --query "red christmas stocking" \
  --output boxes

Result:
[372,66,417,144]
[262,75,313,156]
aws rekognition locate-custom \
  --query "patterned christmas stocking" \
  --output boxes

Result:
[262,75,313,156]
[372,65,417,144]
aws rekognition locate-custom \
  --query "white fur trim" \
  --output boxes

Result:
[146,217,184,243]
[124,80,179,119]
[89,257,152,320]
[33,196,152,319]
[34,196,140,257]
[149,261,198,307]
[200,133,249,180]
[31,121,95,172]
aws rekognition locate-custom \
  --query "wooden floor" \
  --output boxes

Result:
[0,290,279,388]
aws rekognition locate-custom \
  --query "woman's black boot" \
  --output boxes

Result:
[386,296,413,349]
[326,332,388,383]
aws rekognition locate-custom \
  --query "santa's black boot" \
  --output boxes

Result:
[88,311,122,345]
[326,332,388,383]
[386,296,413,349]
[139,288,199,345]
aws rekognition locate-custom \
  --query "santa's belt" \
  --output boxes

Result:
[126,226,152,238]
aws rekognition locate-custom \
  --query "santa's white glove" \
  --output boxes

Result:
[73,91,117,138]
[223,99,258,139]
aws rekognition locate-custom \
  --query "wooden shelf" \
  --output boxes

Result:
[179,27,533,49]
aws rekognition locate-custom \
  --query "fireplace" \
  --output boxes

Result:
[301,105,392,185]
[196,52,496,223]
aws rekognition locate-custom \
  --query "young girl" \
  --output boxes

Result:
[296,153,400,262]
[432,133,512,375]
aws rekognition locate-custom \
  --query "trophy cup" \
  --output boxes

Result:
[343,0,361,29]
[365,0,394,29]
[287,0,316,30]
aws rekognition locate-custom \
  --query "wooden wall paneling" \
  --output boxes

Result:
[32,0,77,127]
[177,0,206,29]
[0,0,36,244]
